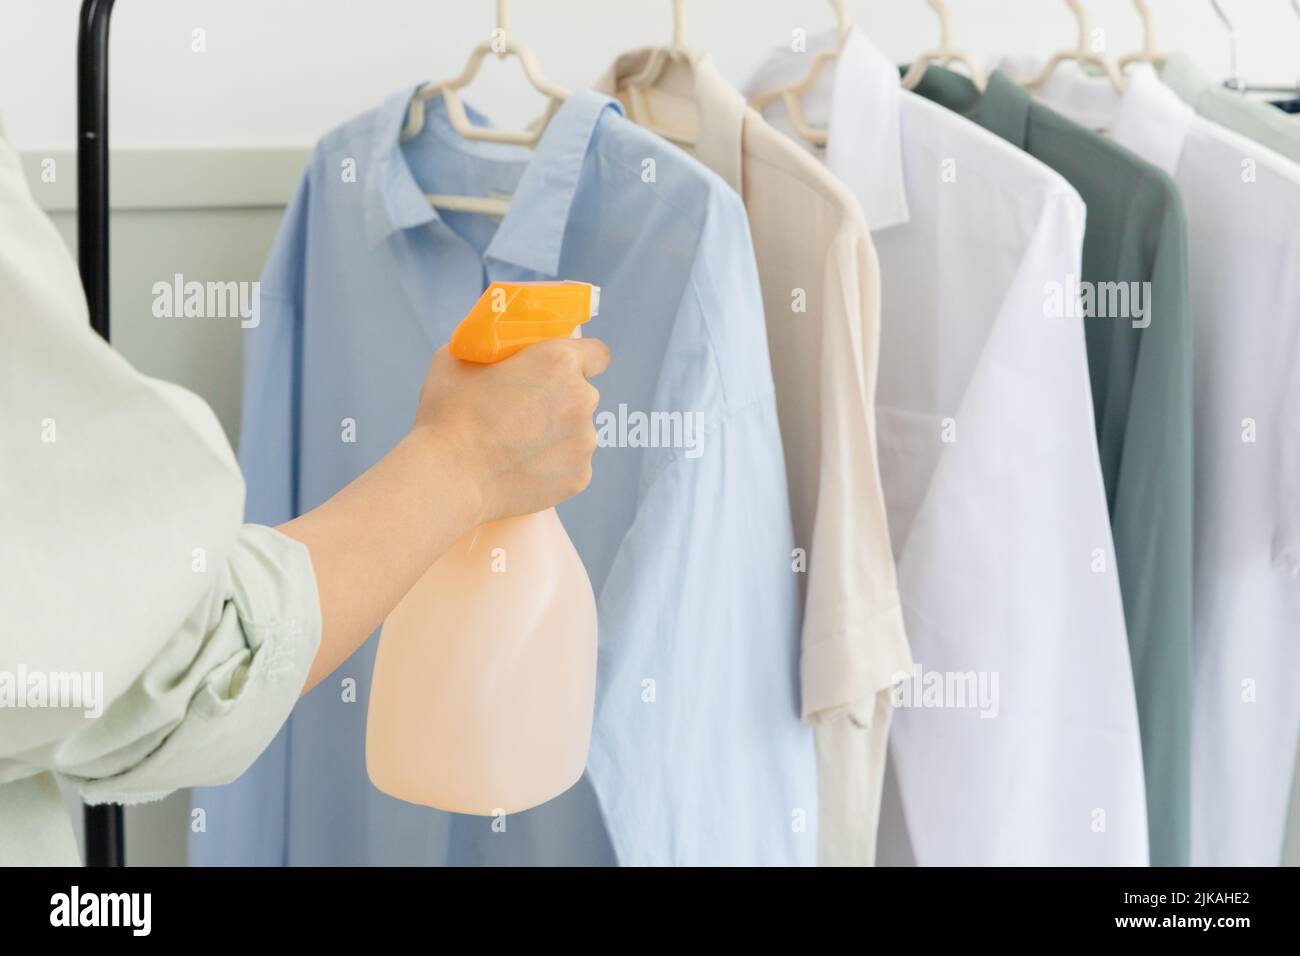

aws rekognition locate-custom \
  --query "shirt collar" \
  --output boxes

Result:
[362,87,622,276]
[907,62,983,119]
[1160,51,1212,111]
[594,49,746,193]
[824,27,910,231]
[363,86,440,248]
[979,70,1033,150]
[1110,65,1195,178]
[996,55,1120,132]
[915,66,1031,148]
[995,58,1193,177]
[743,26,908,230]
[484,90,622,276]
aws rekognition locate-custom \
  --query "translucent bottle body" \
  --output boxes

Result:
[366,280,600,814]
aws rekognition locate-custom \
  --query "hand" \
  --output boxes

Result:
[282,335,609,691]
[414,338,611,524]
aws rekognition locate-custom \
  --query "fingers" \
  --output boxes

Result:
[499,338,610,379]
[566,338,611,379]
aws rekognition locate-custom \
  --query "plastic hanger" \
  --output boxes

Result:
[403,0,566,148]
[1210,0,1246,90]
[1118,0,1167,70]
[1212,0,1300,94]
[403,0,567,216]
[1023,0,1126,95]
[747,0,852,147]
[901,0,986,91]
[620,0,703,148]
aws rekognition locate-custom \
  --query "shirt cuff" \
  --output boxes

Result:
[800,601,911,727]
[79,525,321,804]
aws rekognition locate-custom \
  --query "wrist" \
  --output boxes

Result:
[407,423,489,529]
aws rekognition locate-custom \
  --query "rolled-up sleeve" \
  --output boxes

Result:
[87,527,317,799]
[13,526,320,803]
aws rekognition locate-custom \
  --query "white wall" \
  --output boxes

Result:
[4,0,1300,150]
[23,146,306,441]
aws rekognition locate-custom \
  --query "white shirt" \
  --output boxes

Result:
[1020,61,1300,866]
[596,50,911,866]
[747,29,1149,865]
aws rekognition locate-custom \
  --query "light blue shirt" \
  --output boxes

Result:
[191,88,816,866]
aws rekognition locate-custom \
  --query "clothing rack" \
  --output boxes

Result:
[62,0,1297,873]
[76,0,121,868]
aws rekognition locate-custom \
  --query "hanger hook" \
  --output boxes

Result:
[672,0,687,48]
[926,0,953,50]
[1209,0,1242,89]
[1209,0,1234,33]
[494,0,511,58]
[830,0,851,41]
[1132,0,1154,50]
[1064,0,1090,51]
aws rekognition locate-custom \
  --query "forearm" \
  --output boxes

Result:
[277,426,482,694]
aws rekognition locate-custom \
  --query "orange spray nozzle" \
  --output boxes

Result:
[450,281,600,365]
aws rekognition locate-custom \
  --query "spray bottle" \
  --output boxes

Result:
[366,281,600,814]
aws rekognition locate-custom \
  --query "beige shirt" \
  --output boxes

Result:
[0,125,321,865]
[596,52,911,866]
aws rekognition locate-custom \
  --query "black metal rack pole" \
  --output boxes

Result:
[77,0,124,866]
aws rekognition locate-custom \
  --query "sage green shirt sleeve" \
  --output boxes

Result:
[20,526,320,803]
[0,119,321,865]
[913,67,1196,867]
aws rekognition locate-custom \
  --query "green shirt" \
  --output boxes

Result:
[1161,52,1300,167]
[913,68,1195,867]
